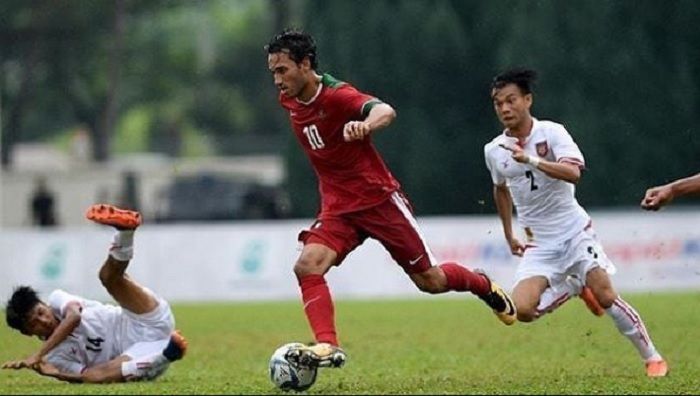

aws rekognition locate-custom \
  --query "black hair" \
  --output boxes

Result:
[5,286,41,335]
[491,68,538,95]
[265,28,318,70]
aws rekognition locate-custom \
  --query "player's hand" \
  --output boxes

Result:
[22,354,42,370]
[32,362,60,377]
[507,237,525,257]
[641,185,673,211]
[343,121,371,142]
[2,360,28,370]
[498,143,530,164]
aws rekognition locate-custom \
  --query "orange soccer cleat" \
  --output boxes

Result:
[579,286,605,317]
[86,204,142,230]
[645,359,668,378]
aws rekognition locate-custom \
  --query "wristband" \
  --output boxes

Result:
[527,155,542,167]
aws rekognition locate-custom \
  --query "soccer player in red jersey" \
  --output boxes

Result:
[266,29,516,370]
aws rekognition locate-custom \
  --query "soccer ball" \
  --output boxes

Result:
[269,343,318,392]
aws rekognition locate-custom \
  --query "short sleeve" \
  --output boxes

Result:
[550,125,585,167]
[484,144,506,185]
[45,344,85,374]
[333,85,381,120]
[47,290,82,320]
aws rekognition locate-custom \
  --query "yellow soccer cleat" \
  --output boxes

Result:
[476,271,517,326]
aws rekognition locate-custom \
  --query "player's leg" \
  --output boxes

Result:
[79,355,132,383]
[511,276,549,322]
[510,242,587,321]
[354,192,516,325]
[408,266,516,325]
[119,331,188,382]
[573,228,667,377]
[294,242,338,346]
[86,204,158,315]
[585,268,667,377]
[287,217,361,369]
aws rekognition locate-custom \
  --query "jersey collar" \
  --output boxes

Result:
[504,117,539,145]
[295,76,324,106]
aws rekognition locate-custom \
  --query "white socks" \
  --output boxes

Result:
[121,353,170,381]
[110,230,135,261]
[606,296,660,361]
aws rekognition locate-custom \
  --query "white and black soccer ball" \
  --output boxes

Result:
[269,342,318,392]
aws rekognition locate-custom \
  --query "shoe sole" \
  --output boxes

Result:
[86,204,142,229]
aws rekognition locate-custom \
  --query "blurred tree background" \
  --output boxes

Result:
[2,0,699,217]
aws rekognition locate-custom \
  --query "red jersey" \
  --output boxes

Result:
[279,74,400,216]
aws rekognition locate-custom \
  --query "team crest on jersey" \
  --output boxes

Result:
[535,141,549,157]
[318,110,326,119]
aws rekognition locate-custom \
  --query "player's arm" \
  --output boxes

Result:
[493,184,525,257]
[499,143,580,183]
[2,301,83,370]
[31,302,82,367]
[364,103,396,132]
[343,103,396,142]
[642,172,700,210]
[533,160,580,183]
[33,357,126,384]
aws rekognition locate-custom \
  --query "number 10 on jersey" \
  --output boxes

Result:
[303,125,325,150]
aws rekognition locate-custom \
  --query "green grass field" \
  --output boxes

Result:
[2,292,699,394]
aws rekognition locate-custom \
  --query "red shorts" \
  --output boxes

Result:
[298,191,435,274]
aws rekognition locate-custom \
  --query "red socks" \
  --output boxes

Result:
[298,265,487,346]
[439,262,490,296]
[298,274,338,346]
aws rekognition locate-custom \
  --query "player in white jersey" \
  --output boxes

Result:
[484,68,667,377]
[2,204,188,383]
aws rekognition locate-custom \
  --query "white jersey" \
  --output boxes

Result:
[484,118,590,245]
[44,290,122,374]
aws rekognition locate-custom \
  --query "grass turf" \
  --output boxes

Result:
[1,292,698,394]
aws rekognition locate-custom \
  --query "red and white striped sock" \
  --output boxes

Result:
[606,296,660,361]
[121,352,169,381]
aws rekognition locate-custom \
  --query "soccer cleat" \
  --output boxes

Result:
[284,342,347,369]
[476,270,517,326]
[86,204,142,230]
[579,286,605,317]
[645,359,668,378]
[162,330,188,362]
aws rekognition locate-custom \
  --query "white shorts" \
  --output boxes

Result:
[513,226,617,288]
[118,288,175,352]
[122,338,170,360]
